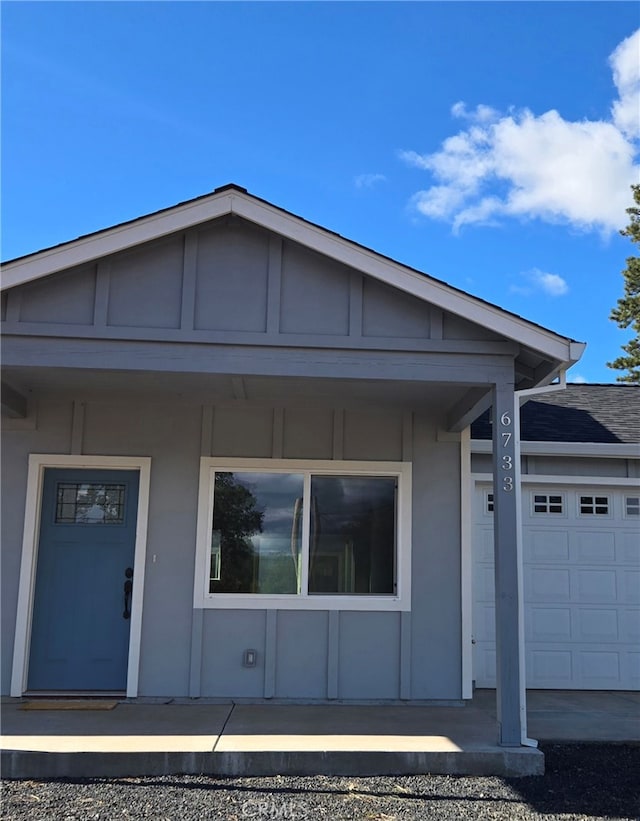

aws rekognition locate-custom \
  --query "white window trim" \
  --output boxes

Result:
[194,457,412,612]
[11,454,151,698]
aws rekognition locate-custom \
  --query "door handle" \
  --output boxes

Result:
[123,567,134,620]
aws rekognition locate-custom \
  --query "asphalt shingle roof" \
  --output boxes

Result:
[471,384,640,444]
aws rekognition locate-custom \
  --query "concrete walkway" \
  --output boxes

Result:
[2,690,638,780]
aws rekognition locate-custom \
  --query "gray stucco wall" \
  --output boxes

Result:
[1,398,463,700]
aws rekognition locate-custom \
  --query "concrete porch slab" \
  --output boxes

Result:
[477,689,640,743]
[1,703,231,752]
[4,690,637,780]
[1,699,544,779]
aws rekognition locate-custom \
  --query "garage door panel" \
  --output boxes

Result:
[475,565,495,601]
[575,569,617,602]
[527,568,571,601]
[478,528,494,561]
[620,533,640,563]
[475,605,495,641]
[473,483,639,690]
[621,609,640,642]
[575,531,616,563]
[526,530,569,562]
[529,650,572,684]
[528,607,571,642]
[624,571,640,603]
[579,651,620,684]
[576,608,619,641]
[478,649,496,684]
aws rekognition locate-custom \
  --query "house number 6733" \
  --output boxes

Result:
[500,411,514,492]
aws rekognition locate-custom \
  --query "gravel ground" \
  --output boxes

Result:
[2,745,639,821]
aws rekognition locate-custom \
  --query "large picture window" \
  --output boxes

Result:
[195,459,411,611]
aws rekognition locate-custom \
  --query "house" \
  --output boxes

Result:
[471,384,639,691]
[1,185,589,749]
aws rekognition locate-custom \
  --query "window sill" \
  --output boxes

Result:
[198,594,410,612]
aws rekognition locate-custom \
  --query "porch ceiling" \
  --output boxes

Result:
[2,365,478,415]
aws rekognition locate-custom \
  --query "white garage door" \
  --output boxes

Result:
[473,483,640,690]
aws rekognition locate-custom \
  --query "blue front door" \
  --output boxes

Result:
[28,468,140,691]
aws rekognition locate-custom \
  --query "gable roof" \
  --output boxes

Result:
[471,384,640,444]
[1,184,584,375]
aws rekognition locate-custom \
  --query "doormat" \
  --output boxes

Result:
[20,700,119,711]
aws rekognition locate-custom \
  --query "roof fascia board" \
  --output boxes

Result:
[471,440,640,458]
[232,195,575,364]
[1,193,234,290]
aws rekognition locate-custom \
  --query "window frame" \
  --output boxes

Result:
[577,493,611,517]
[530,491,565,516]
[194,457,412,611]
[624,496,640,518]
[484,491,494,515]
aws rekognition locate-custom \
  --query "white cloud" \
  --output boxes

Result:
[354,173,387,189]
[510,268,569,297]
[451,101,499,123]
[569,374,588,384]
[400,29,640,235]
[610,29,640,139]
[531,269,569,296]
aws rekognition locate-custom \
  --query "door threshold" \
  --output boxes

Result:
[22,691,126,699]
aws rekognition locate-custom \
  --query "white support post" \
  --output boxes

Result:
[491,380,528,746]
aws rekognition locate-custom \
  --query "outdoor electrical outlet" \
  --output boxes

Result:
[243,649,257,667]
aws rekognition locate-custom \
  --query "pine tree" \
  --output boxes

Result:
[609,184,640,383]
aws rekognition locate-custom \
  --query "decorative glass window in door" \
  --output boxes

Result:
[55,483,126,524]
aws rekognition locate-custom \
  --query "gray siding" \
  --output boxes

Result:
[410,415,462,698]
[212,407,275,458]
[2,217,512,354]
[527,455,630,478]
[108,237,184,329]
[275,610,328,698]
[201,611,267,698]
[282,409,334,460]
[362,279,429,339]
[280,242,351,336]
[472,452,634,479]
[2,396,463,700]
[443,313,501,342]
[1,401,75,694]
[19,265,96,325]
[194,222,270,332]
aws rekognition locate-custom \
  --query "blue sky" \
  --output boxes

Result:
[2,2,639,383]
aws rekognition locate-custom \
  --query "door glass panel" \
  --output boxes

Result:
[55,483,126,524]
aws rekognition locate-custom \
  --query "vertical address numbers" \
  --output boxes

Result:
[500,411,514,492]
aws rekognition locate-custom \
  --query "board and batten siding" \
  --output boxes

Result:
[1,397,463,700]
[2,216,503,350]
